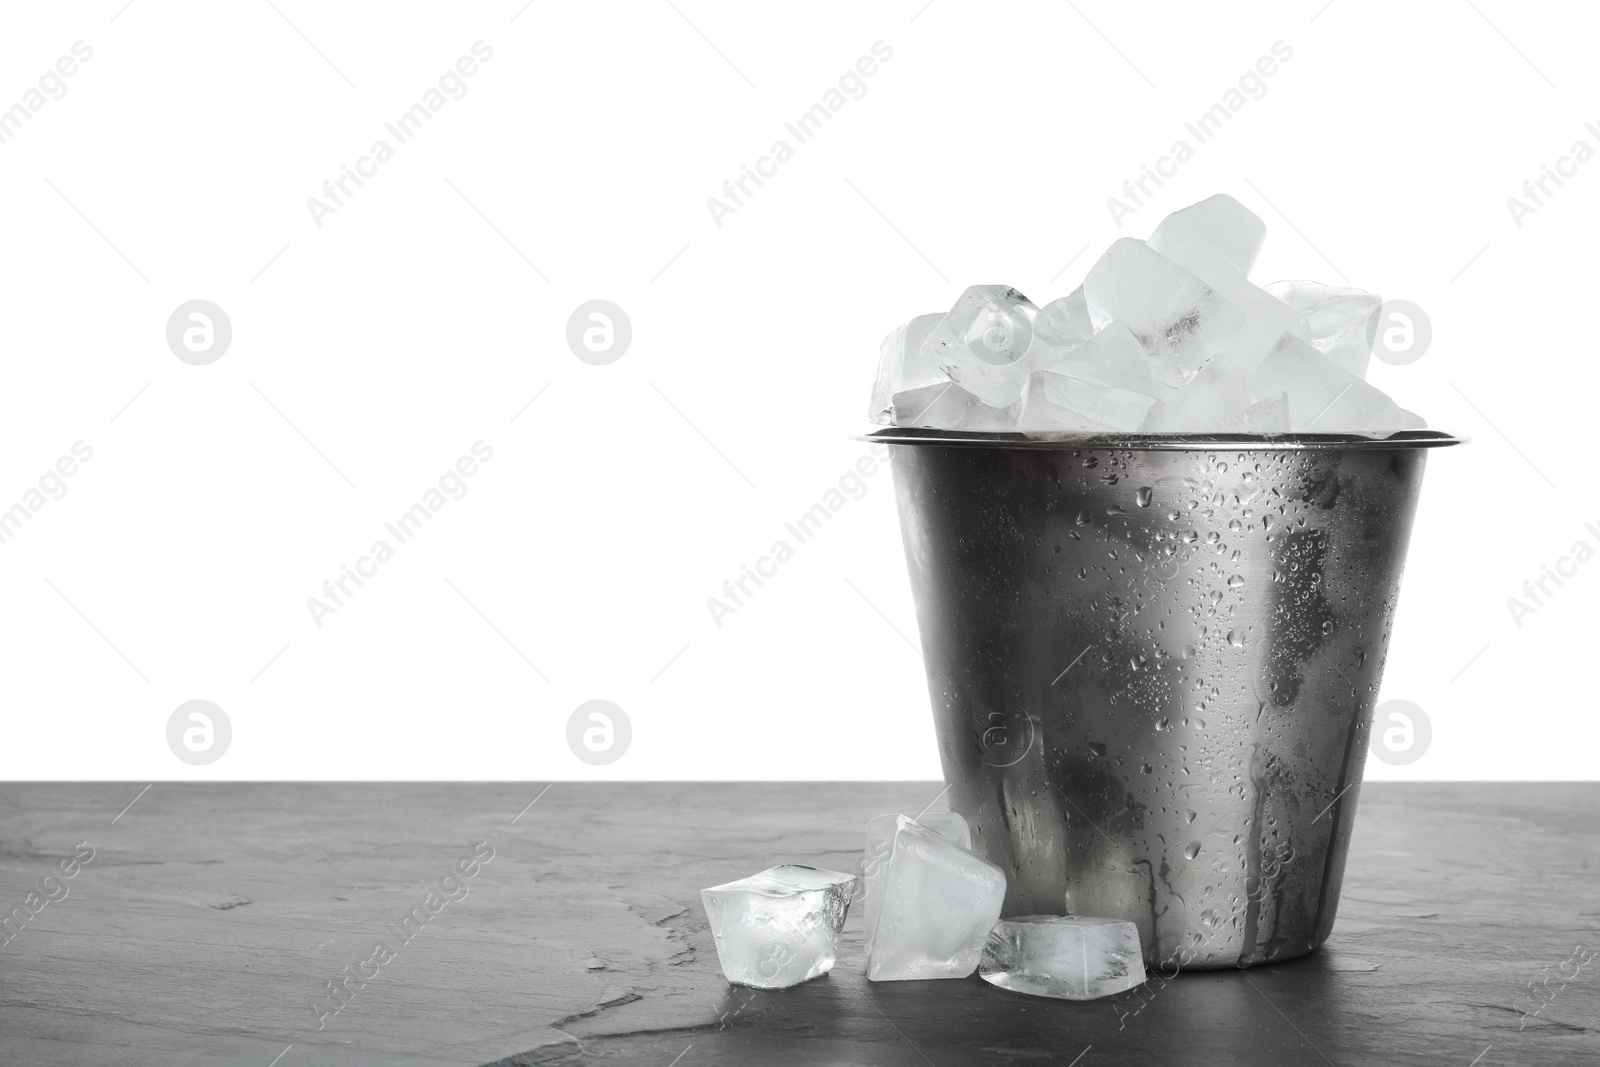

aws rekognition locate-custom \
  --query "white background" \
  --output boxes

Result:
[0,0,1591,780]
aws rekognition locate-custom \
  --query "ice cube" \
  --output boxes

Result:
[1218,284,1311,378]
[1149,229,1308,378]
[1399,408,1427,429]
[1049,322,1160,395]
[1249,334,1404,434]
[1017,371,1160,435]
[926,286,1070,408]
[1147,357,1250,432]
[869,313,945,424]
[1083,239,1244,386]
[1219,392,1290,433]
[1035,288,1094,348]
[861,813,971,954]
[979,916,1147,1001]
[700,865,856,989]
[867,816,1006,982]
[1263,280,1382,378]
[891,382,1014,431]
[1148,194,1266,277]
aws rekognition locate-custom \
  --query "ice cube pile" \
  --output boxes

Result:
[699,811,1147,1001]
[868,194,1425,436]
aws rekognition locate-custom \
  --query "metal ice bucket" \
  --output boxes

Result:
[876,428,1458,969]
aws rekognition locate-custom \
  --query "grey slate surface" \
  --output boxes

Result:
[0,782,1594,1065]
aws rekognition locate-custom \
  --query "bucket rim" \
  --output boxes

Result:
[858,427,1462,451]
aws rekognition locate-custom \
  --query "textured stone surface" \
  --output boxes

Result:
[0,783,1594,1066]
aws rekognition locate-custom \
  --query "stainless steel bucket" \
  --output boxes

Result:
[877,428,1459,969]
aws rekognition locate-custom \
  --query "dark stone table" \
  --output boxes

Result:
[0,783,1594,1065]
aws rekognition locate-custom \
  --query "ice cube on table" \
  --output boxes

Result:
[891,382,1014,431]
[925,285,1056,408]
[1083,239,1244,386]
[1263,280,1382,378]
[1148,193,1266,277]
[862,813,971,954]
[1249,334,1404,434]
[1035,288,1094,348]
[979,916,1147,1001]
[700,865,856,989]
[867,816,1006,982]
[1148,356,1251,432]
[869,313,945,424]
[1017,371,1160,434]
[1219,392,1291,433]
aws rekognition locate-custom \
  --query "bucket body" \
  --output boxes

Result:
[883,430,1454,969]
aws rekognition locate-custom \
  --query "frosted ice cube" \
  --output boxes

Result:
[1083,239,1244,386]
[701,865,856,989]
[1017,371,1159,435]
[1249,334,1404,434]
[1219,284,1311,379]
[1148,357,1251,432]
[979,915,1146,1001]
[861,813,971,954]
[1035,288,1094,348]
[1148,194,1266,277]
[1263,280,1382,379]
[1399,408,1427,429]
[869,313,945,424]
[1149,229,1307,378]
[1219,392,1290,433]
[867,816,1006,982]
[1049,322,1160,395]
[891,382,1014,431]
[925,285,1056,408]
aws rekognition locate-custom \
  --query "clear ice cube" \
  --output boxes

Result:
[1249,334,1404,434]
[1083,239,1244,386]
[700,865,856,989]
[1035,287,1094,348]
[891,382,1014,431]
[869,313,945,424]
[1147,357,1251,432]
[979,915,1147,1001]
[1149,226,1308,378]
[861,813,971,954]
[1017,370,1159,434]
[867,817,1006,982]
[1148,193,1266,277]
[1263,280,1382,379]
[1048,322,1160,395]
[924,285,1056,408]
